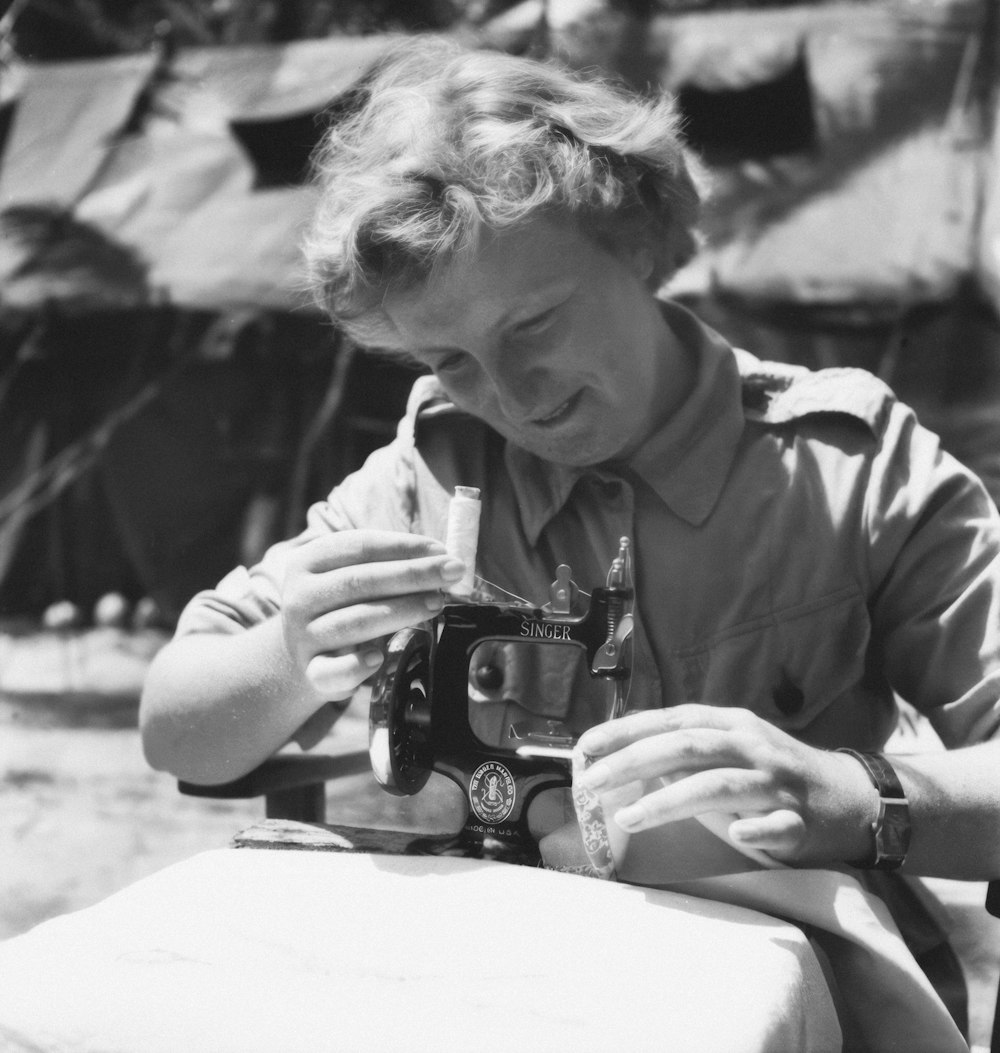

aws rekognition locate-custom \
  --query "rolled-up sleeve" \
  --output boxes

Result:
[864,400,1000,745]
[175,425,421,639]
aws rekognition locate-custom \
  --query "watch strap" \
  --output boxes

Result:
[836,749,911,871]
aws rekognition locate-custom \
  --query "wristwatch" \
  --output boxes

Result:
[836,749,911,871]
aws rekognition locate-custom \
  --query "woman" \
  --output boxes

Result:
[142,38,1000,898]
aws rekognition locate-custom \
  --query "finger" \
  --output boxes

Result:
[297,531,446,573]
[576,728,754,792]
[613,768,774,833]
[298,555,465,615]
[305,648,385,698]
[307,594,445,652]
[577,704,758,758]
[729,810,807,854]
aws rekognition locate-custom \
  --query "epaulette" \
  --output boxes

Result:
[408,370,490,448]
[406,376,495,495]
[738,355,895,437]
[399,375,468,442]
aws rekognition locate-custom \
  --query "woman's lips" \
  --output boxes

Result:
[530,391,581,427]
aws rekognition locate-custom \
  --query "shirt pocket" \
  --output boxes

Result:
[670,584,871,733]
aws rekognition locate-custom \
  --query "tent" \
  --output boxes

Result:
[0,36,405,312]
[0,2,998,616]
[0,36,414,618]
[653,0,989,311]
[4,1,996,312]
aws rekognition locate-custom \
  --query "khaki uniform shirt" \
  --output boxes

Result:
[178,302,1000,751]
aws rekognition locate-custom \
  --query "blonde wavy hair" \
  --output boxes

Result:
[305,38,701,330]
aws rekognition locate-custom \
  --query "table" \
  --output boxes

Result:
[0,845,840,1052]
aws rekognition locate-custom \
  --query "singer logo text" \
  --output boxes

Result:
[519,621,572,640]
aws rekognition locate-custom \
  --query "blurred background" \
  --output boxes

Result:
[1,0,1000,1044]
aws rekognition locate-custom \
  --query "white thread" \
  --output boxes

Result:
[476,577,534,606]
[445,485,481,597]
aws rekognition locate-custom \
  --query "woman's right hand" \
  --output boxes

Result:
[280,530,465,700]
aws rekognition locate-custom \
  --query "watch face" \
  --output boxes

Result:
[875,799,912,866]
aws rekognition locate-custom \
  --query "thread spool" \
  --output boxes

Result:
[445,485,481,597]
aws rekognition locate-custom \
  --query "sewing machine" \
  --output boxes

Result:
[368,538,634,863]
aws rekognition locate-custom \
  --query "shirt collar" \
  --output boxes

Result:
[505,301,745,544]
[626,301,745,527]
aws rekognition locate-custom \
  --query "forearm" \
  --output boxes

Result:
[773,743,1000,879]
[888,741,1000,880]
[573,705,1000,880]
[140,618,327,785]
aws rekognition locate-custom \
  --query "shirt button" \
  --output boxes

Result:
[772,673,805,715]
[596,480,622,505]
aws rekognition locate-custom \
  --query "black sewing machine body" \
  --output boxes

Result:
[369,548,634,863]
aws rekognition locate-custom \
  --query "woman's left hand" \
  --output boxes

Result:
[574,704,876,867]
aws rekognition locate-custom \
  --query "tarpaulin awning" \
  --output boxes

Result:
[0,6,997,317]
[0,36,402,313]
[657,0,991,314]
[158,36,402,123]
[704,122,981,310]
[0,53,158,210]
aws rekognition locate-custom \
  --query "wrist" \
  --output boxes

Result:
[826,748,883,865]
[834,749,912,870]
[272,614,324,694]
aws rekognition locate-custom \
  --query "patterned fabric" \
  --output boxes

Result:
[570,747,617,880]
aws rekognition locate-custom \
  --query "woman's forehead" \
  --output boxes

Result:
[358,219,590,347]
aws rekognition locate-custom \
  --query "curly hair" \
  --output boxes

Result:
[304,38,701,329]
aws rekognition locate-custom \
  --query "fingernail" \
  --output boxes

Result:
[580,763,610,789]
[440,558,466,583]
[425,592,445,611]
[577,731,609,755]
[362,650,383,669]
[614,807,643,832]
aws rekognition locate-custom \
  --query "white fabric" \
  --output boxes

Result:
[0,848,840,1053]
[568,767,968,1053]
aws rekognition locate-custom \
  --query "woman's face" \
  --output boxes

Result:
[360,217,695,467]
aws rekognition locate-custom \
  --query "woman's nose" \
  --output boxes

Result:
[492,368,545,422]
[480,340,547,420]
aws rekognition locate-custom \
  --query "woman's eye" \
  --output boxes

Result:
[513,305,560,341]
[515,309,556,337]
[435,351,469,373]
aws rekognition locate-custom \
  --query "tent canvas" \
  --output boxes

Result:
[0,5,998,616]
[654,0,992,314]
[0,4,996,315]
[0,36,403,313]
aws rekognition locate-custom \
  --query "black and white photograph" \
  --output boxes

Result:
[2,1,1000,1050]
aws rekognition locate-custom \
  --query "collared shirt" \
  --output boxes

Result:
[178,301,1000,751]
